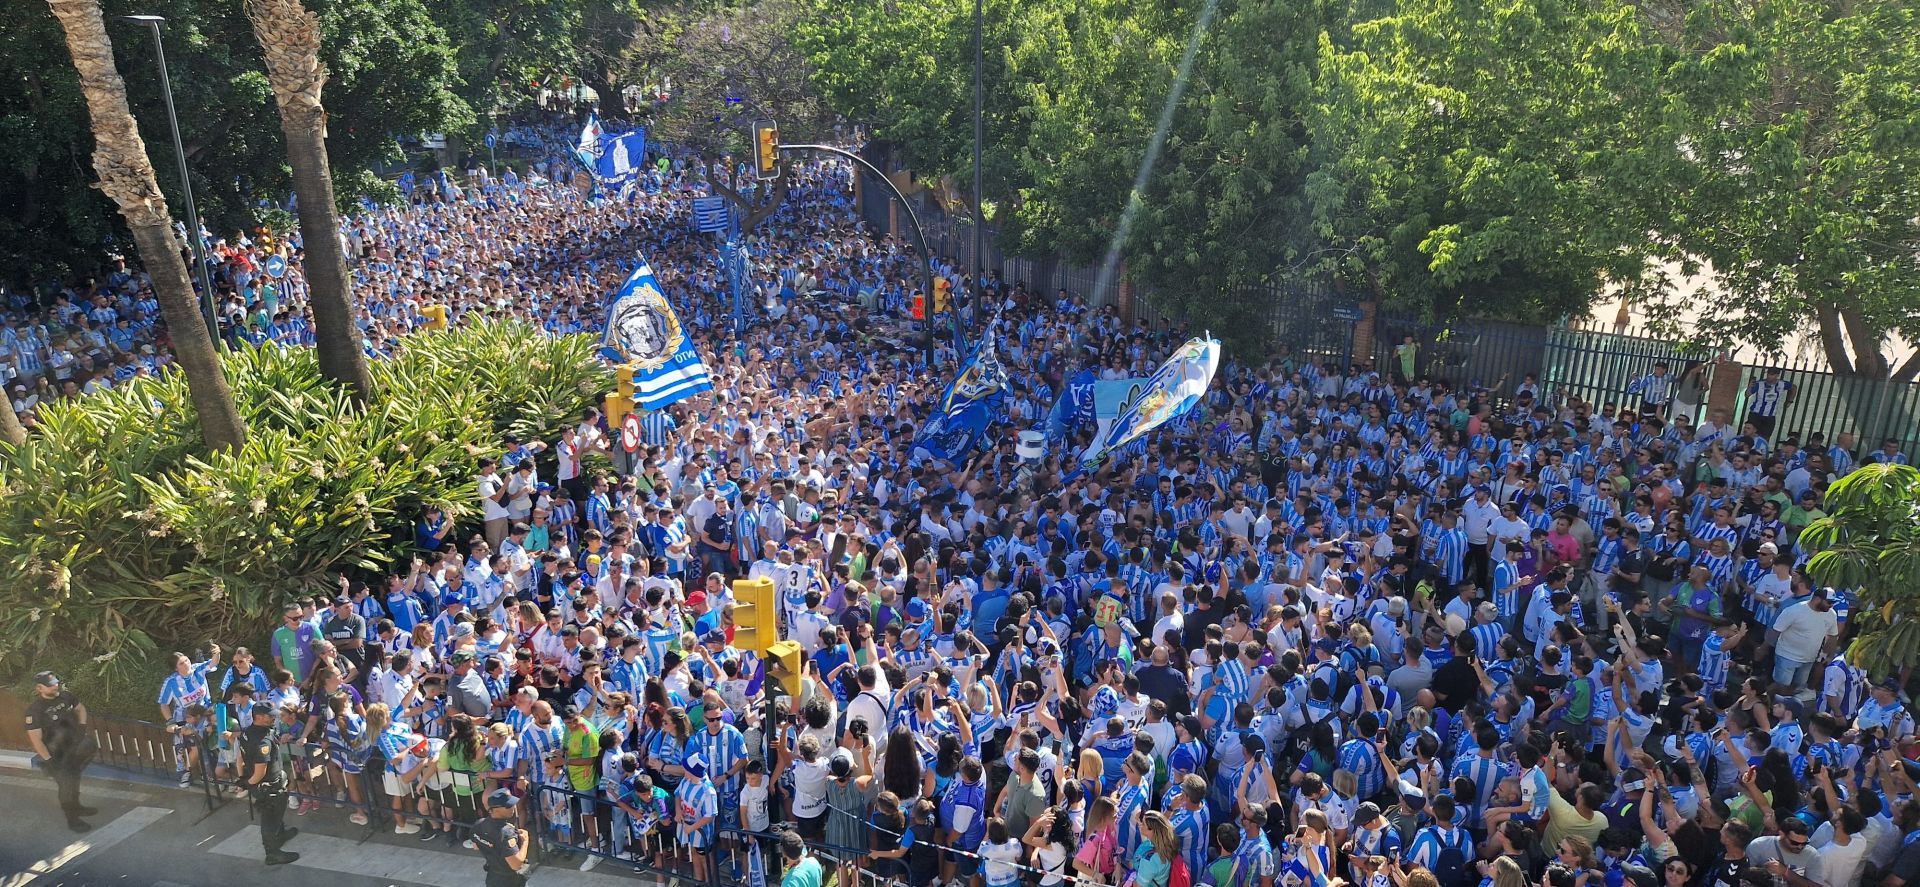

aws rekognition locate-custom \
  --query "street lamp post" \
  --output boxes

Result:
[776,143,950,364]
[972,0,985,328]
[122,14,222,348]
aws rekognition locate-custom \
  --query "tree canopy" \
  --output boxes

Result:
[797,0,1920,368]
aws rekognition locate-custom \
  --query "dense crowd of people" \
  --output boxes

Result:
[47,114,1920,887]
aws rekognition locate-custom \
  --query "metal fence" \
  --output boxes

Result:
[852,151,1920,450]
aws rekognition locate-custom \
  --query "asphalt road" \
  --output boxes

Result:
[0,766,665,887]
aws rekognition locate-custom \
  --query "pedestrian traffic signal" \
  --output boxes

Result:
[752,120,779,180]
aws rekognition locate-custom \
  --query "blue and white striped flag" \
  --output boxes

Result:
[601,261,713,410]
[1077,335,1220,471]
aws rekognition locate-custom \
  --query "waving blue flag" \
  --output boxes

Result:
[595,130,647,199]
[914,339,1008,462]
[601,261,713,410]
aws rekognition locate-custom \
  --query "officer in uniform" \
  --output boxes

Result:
[472,788,529,887]
[238,702,301,866]
[23,671,98,832]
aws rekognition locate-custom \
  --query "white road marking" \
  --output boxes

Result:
[0,772,154,802]
[210,825,660,887]
[0,805,172,887]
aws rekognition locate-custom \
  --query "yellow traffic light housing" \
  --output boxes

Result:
[604,364,638,428]
[752,120,779,180]
[766,640,803,698]
[933,277,953,313]
[731,577,777,654]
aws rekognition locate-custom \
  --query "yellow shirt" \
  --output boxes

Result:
[1544,789,1607,850]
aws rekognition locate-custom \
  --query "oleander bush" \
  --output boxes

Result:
[0,323,612,675]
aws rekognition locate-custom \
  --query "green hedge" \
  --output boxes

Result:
[0,323,612,686]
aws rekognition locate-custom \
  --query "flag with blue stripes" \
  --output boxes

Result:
[1077,336,1220,472]
[914,339,1008,462]
[602,261,713,410]
[575,114,605,170]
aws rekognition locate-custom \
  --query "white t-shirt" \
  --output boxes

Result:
[1773,601,1839,663]
[980,839,1024,886]
[479,473,509,521]
[1033,841,1069,886]
[790,758,829,818]
[738,779,771,831]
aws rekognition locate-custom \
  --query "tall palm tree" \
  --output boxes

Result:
[45,0,247,451]
[0,397,26,447]
[243,0,373,401]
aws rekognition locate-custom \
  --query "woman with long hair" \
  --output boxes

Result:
[647,706,690,792]
[366,703,423,834]
[434,714,485,845]
[1024,804,1078,887]
[1073,797,1119,884]
[324,690,371,825]
[1133,810,1182,887]
[1490,855,1529,887]
[866,790,911,881]
[881,724,925,805]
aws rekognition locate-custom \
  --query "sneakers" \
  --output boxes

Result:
[395,822,422,835]
[265,851,301,866]
[420,828,443,843]
[349,812,369,826]
[288,796,300,811]
[177,773,192,789]
[461,839,477,850]
[580,855,601,872]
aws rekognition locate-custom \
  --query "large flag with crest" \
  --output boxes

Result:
[601,261,712,410]
[1076,335,1220,470]
[574,114,646,198]
[913,340,1009,462]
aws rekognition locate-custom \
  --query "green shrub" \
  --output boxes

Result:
[0,323,612,673]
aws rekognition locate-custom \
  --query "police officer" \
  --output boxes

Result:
[472,788,528,887]
[23,671,97,832]
[238,702,301,866]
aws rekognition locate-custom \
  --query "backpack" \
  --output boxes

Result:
[1432,828,1471,887]
[1170,855,1193,887]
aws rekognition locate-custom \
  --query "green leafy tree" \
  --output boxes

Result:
[0,0,468,282]
[1632,0,1920,377]
[640,0,835,230]
[1304,0,1665,324]
[1798,463,1920,679]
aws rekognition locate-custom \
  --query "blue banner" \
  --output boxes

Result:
[601,261,713,410]
[914,340,1008,462]
[595,130,647,199]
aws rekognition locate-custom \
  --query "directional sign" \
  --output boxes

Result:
[1329,305,1364,322]
[264,254,287,278]
[691,196,729,233]
[484,132,498,150]
[622,411,642,452]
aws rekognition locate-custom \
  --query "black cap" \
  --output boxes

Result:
[34,671,60,688]
[250,702,276,717]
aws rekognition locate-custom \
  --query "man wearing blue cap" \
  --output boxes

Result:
[239,701,300,865]
[472,788,528,886]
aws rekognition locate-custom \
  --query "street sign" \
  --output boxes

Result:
[1330,305,1364,322]
[692,197,729,233]
[264,254,287,278]
[621,411,641,452]
[484,132,497,150]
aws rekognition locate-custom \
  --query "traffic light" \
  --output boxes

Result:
[932,277,953,314]
[765,640,803,698]
[731,576,777,654]
[911,292,926,321]
[752,119,779,180]
[603,364,637,428]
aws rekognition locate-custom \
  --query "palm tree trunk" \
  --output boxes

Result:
[46,0,247,451]
[244,0,374,402]
[0,398,26,447]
